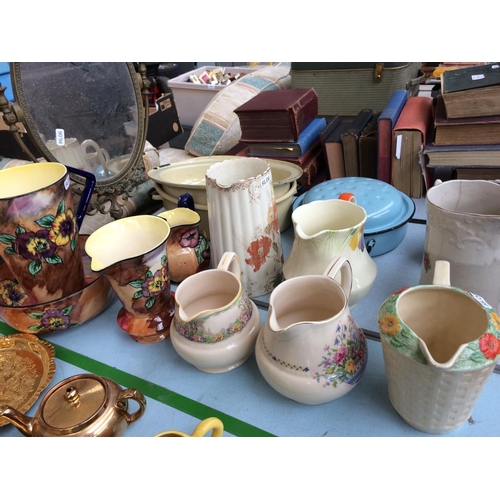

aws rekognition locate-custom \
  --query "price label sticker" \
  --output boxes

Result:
[395,135,402,159]
[471,74,485,81]
[261,173,271,187]
[55,128,65,146]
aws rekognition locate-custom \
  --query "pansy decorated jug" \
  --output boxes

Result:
[378,260,500,434]
[157,208,210,283]
[255,256,368,405]
[85,215,174,344]
[0,162,95,305]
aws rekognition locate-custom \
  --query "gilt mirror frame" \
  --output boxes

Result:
[10,62,148,219]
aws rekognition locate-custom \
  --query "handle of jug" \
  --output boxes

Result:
[191,417,224,437]
[338,192,357,204]
[323,256,353,303]
[432,260,451,287]
[66,166,96,229]
[217,252,241,280]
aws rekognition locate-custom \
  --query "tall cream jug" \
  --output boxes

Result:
[420,179,500,312]
[205,157,284,298]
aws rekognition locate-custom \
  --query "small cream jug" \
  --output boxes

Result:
[283,194,377,307]
[378,260,500,434]
[170,252,261,373]
[255,256,368,405]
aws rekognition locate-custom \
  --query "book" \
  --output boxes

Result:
[320,115,356,179]
[234,88,318,142]
[423,142,500,167]
[452,166,500,180]
[433,95,500,146]
[340,109,375,177]
[246,117,327,158]
[146,92,183,148]
[392,96,433,197]
[358,112,380,179]
[377,89,408,184]
[225,139,326,187]
[441,62,500,118]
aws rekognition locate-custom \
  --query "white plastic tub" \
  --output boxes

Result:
[168,66,257,126]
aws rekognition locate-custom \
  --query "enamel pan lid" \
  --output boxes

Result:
[293,177,416,234]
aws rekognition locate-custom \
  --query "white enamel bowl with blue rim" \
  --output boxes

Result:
[292,177,416,257]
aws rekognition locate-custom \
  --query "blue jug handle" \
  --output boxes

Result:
[177,192,195,211]
[66,166,96,229]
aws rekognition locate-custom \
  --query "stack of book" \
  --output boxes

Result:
[233,88,327,187]
[423,62,500,180]
[320,109,378,180]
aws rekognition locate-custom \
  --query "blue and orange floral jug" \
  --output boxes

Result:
[255,256,368,405]
[205,157,284,298]
[283,194,377,308]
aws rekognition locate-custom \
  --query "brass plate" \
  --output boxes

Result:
[0,333,56,426]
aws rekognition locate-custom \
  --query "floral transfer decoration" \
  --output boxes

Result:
[128,255,169,310]
[378,286,500,370]
[244,199,284,293]
[0,200,78,276]
[26,305,78,332]
[174,293,253,343]
[0,279,29,306]
[423,252,432,273]
[178,226,210,264]
[314,316,367,388]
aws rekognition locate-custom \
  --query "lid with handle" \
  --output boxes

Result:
[39,374,109,434]
[300,177,415,234]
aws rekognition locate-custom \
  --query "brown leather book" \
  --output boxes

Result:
[358,112,380,179]
[392,96,433,197]
[234,88,318,142]
[433,95,500,145]
[320,115,356,179]
[341,109,375,177]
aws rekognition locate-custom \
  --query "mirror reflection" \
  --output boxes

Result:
[14,62,140,181]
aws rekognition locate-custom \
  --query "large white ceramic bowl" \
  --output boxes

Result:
[152,180,297,237]
[147,155,303,204]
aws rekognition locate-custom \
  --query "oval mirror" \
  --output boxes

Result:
[10,62,148,218]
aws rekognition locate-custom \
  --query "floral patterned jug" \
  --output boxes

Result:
[205,157,284,298]
[255,256,368,405]
[378,260,500,434]
[170,252,261,373]
[85,215,174,344]
[0,162,95,305]
[157,208,210,283]
[283,194,377,307]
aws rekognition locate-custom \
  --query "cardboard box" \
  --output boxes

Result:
[168,66,257,126]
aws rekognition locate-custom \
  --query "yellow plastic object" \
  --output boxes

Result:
[155,417,224,437]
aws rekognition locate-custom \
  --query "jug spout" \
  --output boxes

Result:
[416,338,468,370]
[0,405,34,436]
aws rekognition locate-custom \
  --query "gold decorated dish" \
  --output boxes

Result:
[0,333,56,426]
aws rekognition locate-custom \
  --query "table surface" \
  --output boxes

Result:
[1,198,499,438]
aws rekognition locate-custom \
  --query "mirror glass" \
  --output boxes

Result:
[11,62,145,186]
